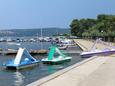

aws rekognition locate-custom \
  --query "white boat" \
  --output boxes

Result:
[7,42,21,46]
[49,44,68,50]
[58,45,68,50]
[60,39,75,46]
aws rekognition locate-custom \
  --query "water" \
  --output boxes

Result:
[0,42,51,50]
[0,42,84,86]
[0,28,83,86]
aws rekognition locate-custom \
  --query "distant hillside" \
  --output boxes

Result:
[0,28,70,37]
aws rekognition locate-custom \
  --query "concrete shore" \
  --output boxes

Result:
[27,39,115,86]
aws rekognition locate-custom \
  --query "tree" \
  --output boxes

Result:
[70,19,80,36]
[70,14,115,41]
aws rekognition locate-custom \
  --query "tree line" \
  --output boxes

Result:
[70,14,115,42]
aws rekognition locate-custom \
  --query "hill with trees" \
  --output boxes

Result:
[70,14,115,42]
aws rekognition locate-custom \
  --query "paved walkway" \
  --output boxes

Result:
[74,39,113,51]
[39,56,110,86]
[27,39,115,86]
[78,57,115,86]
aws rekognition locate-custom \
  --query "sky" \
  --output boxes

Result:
[0,0,114,29]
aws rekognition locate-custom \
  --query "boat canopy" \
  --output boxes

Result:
[48,45,65,60]
[90,38,113,51]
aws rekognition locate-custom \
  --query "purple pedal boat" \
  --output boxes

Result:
[80,39,115,58]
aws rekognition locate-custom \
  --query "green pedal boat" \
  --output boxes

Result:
[41,45,72,64]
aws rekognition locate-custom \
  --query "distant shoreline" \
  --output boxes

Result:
[0,28,70,37]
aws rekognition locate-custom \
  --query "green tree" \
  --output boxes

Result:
[70,14,115,41]
[70,19,80,36]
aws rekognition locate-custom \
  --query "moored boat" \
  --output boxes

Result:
[41,45,72,64]
[4,48,39,70]
[81,49,115,58]
[81,39,115,58]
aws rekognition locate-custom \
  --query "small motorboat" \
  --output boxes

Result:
[81,38,115,58]
[50,44,68,50]
[58,45,67,50]
[57,44,68,50]
[41,45,72,64]
[4,48,39,70]
[60,39,75,46]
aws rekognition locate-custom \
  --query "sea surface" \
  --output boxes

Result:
[0,28,84,86]
[0,42,84,86]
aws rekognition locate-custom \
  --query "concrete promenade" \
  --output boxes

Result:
[27,39,115,86]
[74,39,113,51]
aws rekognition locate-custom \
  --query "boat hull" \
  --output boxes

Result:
[5,61,39,70]
[81,50,115,58]
[42,57,72,64]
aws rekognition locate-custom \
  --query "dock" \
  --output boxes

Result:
[3,49,48,55]
[27,39,115,86]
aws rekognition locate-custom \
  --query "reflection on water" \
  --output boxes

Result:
[14,72,25,86]
[47,63,68,74]
[47,66,56,74]
[0,42,84,86]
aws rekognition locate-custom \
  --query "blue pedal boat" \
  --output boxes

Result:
[41,45,72,64]
[4,48,39,70]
